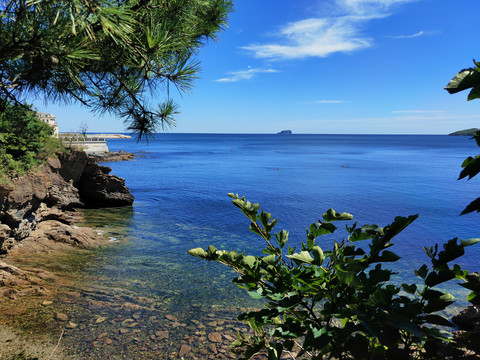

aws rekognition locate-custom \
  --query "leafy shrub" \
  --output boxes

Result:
[0,102,62,178]
[189,194,480,359]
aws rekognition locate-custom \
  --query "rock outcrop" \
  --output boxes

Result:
[0,150,134,253]
[77,163,134,207]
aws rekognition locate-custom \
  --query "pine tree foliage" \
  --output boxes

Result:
[0,0,233,139]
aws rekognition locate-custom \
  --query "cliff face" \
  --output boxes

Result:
[0,150,134,253]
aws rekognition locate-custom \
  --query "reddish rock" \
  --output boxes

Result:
[56,312,68,321]
[155,330,169,339]
[178,344,191,357]
[208,343,218,354]
[208,332,222,343]
[165,314,178,322]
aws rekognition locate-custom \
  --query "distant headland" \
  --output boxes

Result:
[277,130,292,134]
[449,128,479,136]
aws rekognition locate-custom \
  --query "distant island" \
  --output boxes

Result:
[277,130,292,134]
[449,128,479,136]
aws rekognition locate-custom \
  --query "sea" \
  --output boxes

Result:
[93,134,479,308]
[79,133,480,306]
[8,133,480,359]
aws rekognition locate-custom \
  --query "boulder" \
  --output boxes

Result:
[46,182,83,209]
[77,163,134,207]
[452,305,480,331]
[56,151,90,185]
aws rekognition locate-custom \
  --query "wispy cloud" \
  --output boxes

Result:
[390,31,425,39]
[338,0,417,15]
[241,0,416,60]
[315,100,345,104]
[388,30,439,39]
[391,110,446,114]
[214,67,279,82]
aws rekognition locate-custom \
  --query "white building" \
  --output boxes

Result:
[37,112,59,137]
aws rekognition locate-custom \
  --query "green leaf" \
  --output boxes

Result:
[425,270,455,287]
[287,251,314,265]
[262,254,276,266]
[445,67,480,94]
[373,250,401,263]
[207,245,217,256]
[242,255,257,269]
[369,265,392,284]
[424,293,455,313]
[414,264,428,279]
[432,238,466,268]
[473,130,480,147]
[336,268,355,285]
[322,209,353,222]
[402,283,417,294]
[187,247,207,259]
[247,289,264,299]
[468,86,480,101]
[311,246,325,266]
[424,314,454,327]
[461,197,480,215]
[458,155,480,180]
[275,230,288,248]
[422,289,446,300]
[382,215,418,243]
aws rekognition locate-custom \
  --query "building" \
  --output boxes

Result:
[37,112,59,137]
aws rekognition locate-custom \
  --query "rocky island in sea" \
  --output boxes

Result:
[277,130,292,134]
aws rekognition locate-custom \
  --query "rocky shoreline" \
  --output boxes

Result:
[0,150,134,285]
[0,150,137,359]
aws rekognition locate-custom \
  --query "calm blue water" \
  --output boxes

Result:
[87,134,479,310]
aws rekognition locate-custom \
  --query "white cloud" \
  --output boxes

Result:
[241,0,417,60]
[390,31,425,39]
[388,30,440,39]
[391,110,446,114]
[338,0,416,15]
[315,100,345,103]
[242,16,374,60]
[214,67,279,82]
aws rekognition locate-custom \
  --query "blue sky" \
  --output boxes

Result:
[35,0,480,134]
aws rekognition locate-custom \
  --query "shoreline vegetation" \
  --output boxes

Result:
[449,128,480,136]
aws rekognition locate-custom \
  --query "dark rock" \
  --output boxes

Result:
[56,151,89,185]
[46,183,83,209]
[77,162,134,207]
[90,151,136,162]
[452,305,480,331]
[0,224,12,249]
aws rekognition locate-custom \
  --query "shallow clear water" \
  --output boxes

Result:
[84,133,480,308]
